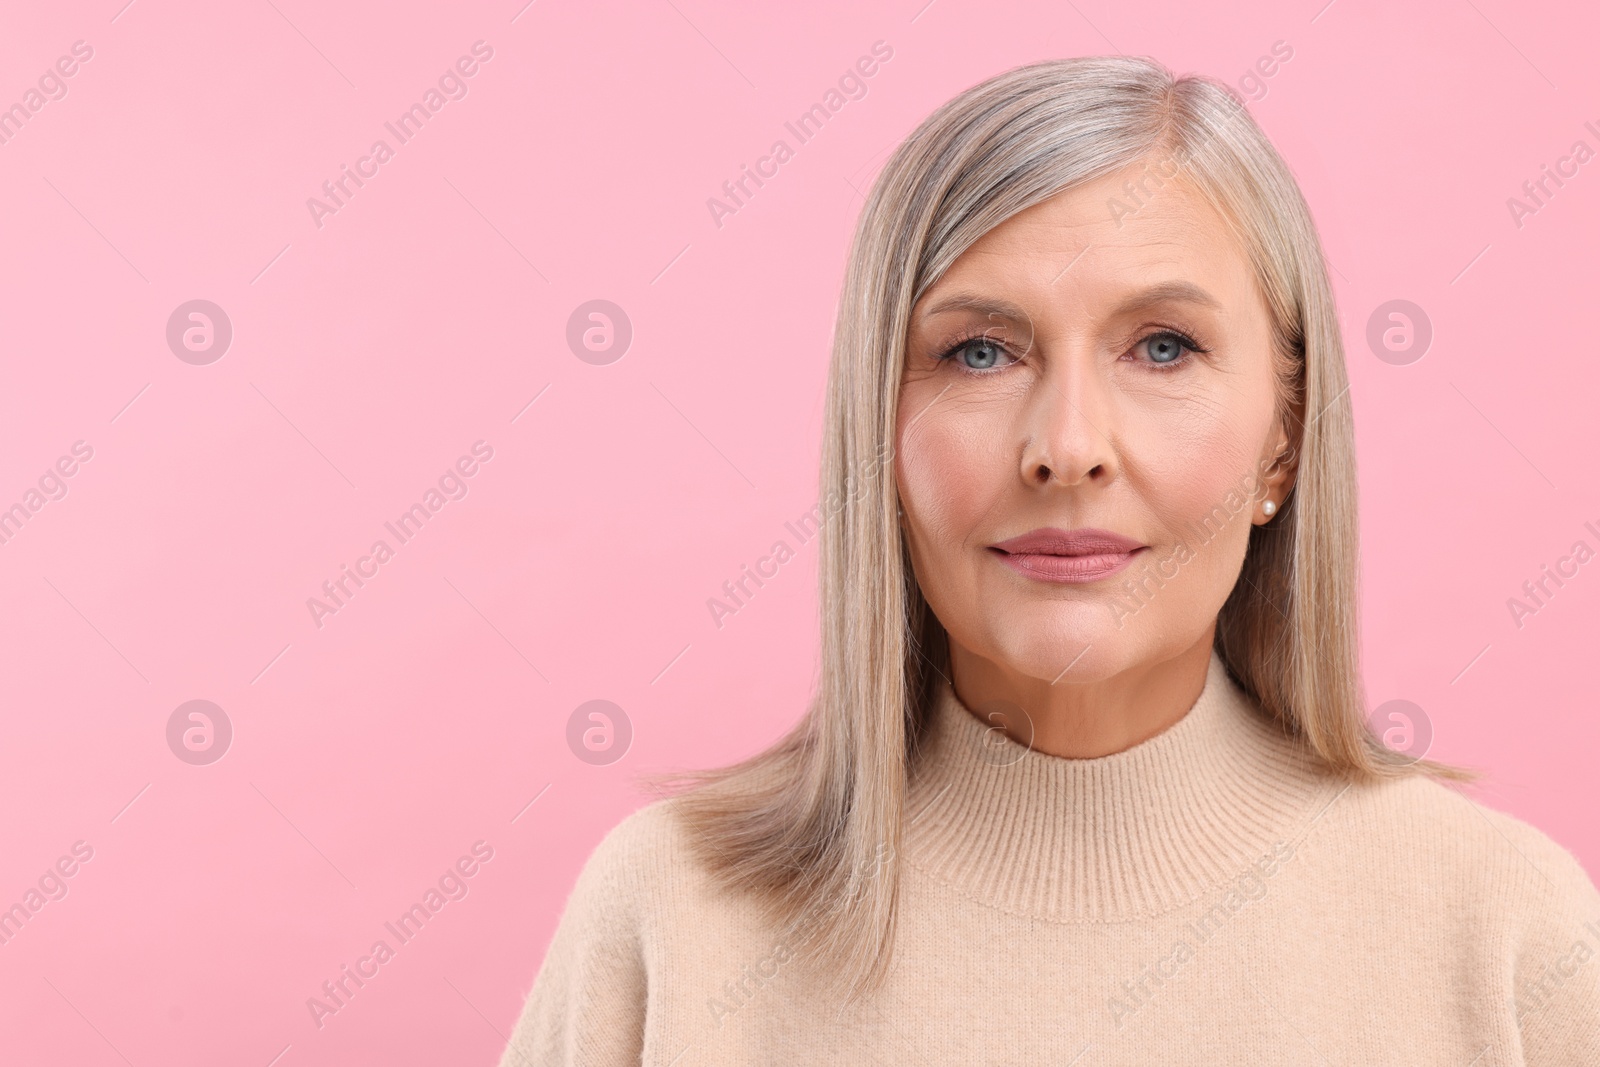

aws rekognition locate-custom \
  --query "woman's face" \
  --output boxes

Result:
[895,160,1297,684]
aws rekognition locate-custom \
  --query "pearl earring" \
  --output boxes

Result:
[1262,500,1276,517]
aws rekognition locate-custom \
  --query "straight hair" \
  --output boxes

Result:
[643,54,1477,1007]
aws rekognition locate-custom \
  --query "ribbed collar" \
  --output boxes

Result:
[903,649,1334,923]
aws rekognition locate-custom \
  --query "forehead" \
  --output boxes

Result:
[918,161,1259,314]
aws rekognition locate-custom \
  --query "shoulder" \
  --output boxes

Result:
[1456,791,1600,1051]
[558,793,710,933]
[1344,771,1593,895]
[1470,796,1600,905]
[497,798,691,1066]
[565,794,688,905]
[583,793,686,865]
[1315,772,1600,1056]
[1331,770,1600,936]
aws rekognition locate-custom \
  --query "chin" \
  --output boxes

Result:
[985,604,1135,683]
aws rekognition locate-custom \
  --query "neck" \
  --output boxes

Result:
[946,628,1217,759]
[904,646,1334,924]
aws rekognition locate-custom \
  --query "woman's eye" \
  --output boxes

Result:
[950,338,1010,371]
[1138,331,1193,367]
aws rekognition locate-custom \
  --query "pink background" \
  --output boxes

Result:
[1,0,1595,1063]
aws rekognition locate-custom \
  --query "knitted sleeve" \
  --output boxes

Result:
[1496,812,1600,1063]
[497,812,650,1067]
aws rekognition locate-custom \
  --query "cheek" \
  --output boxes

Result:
[895,399,1005,538]
[1128,402,1265,556]
[1158,431,1251,511]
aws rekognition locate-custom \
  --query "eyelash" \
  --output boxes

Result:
[932,325,1211,375]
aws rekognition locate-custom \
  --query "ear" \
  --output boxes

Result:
[1255,422,1300,524]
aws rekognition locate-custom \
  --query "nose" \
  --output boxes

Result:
[1017,346,1119,489]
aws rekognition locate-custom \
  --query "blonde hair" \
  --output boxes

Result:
[642,54,1477,1006]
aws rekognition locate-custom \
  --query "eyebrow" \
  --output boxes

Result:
[915,294,1030,323]
[916,281,1223,323]
[1107,281,1224,315]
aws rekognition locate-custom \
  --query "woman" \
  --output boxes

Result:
[499,56,1600,1064]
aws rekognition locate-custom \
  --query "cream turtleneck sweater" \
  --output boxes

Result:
[497,651,1600,1064]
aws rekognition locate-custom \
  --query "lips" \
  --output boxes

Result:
[989,527,1146,583]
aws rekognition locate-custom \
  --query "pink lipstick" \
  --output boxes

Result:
[989,527,1146,583]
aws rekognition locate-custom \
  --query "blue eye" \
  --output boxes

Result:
[936,334,1016,373]
[955,339,1007,370]
[1136,330,1203,370]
